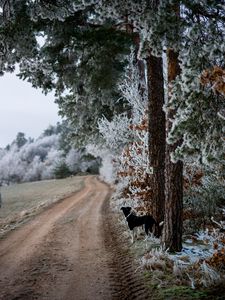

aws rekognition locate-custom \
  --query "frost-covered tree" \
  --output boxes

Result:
[64,147,98,174]
[96,55,151,210]
[0,0,133,143]
[22,6,132,143]
[0,124,99,184]
[0,132,62,184]
[146,52,165,232]
[166,8,225,167]
[152,1,225,251]
[94,0,225,250]
[13,132,28,148]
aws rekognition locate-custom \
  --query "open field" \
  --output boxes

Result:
[0,176,85,237]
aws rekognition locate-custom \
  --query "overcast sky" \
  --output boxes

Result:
[0,72,61,148]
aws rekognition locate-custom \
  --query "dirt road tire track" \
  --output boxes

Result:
[101,198,150,300]
[0,176,149,300]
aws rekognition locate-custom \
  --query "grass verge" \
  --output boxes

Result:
[0,176,85,238]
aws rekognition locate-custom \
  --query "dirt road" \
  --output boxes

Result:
[0,176,149,300]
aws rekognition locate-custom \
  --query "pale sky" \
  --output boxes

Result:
[0,72,61,148]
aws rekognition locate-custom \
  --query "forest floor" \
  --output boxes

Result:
[0,176,149,300]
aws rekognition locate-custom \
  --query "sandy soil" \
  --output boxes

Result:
[0,176,149,300]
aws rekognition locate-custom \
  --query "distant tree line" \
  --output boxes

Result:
[0,122,99,185]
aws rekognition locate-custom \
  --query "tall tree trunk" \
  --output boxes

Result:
[146,54,165,236]
[162,49,183,252]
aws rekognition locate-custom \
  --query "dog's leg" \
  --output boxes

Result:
[144,226,149,250]
[137,226,140,236]
[145,239,148,249]
[137,226,142,238]
[144,232,149,249]
[131,230,134,244]
[144,224,151,240]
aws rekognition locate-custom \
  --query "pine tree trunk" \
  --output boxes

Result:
[162,49,183,252]
[146,54,165,235]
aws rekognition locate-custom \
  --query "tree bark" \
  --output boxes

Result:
[146,54,165,236]
[162,49,183,252]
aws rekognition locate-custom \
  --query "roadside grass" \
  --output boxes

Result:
[143,271,210,300]
[0,176,85,237]
[115,213,225,300]
[133,239,225,300]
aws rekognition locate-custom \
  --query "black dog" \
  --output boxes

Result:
[121,206,162,243]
